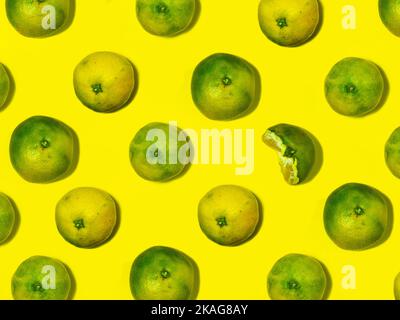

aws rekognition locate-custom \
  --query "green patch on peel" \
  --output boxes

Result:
[263,130,300,185]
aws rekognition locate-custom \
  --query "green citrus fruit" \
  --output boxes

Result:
[379,0,400,37]
[325,57,384,117]
[10,116,77,183]
[191,53,258,120]
[394,272,400,300]
[12,256,71,300]
[263,123,316,185]
[0,64,10,109]
[55,187,117,248]
[267,253,327,300]
[324,183,389,250]
[0,193,16,244]
[129,122,190,182]
[130,246,198,300]
[258,0,320,47]
[6,0,71,38]
[385,127,400,178]
[136,0,196,36]
[198,185,260,246]
[73,51,135,113]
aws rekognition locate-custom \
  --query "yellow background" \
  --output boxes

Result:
[0,0,399,300]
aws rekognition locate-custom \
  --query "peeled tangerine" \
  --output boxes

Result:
[263,124,316,185]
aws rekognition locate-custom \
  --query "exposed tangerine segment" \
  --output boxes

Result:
[263,124,316,185]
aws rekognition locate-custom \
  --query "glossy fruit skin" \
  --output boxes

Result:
[385,127,400,178]
[325,57,384,117]
[258,0,320,47]
[394,272,400,300]
[267,254,327,300]
[130,246,198,300]
[198,185,260,246]
[9,116,77,183]
[263,123,316,185]
[73,52,135,113]
[324,183,389,250]
[379,0,400,37]
[191,53,258,120]
[12,256,71,300]
[0,193,16,244]
[55,187,117,248]
[6,0,71,38]
[136,0,196,36]
[0,64,10,109]
[129,122,190,182]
